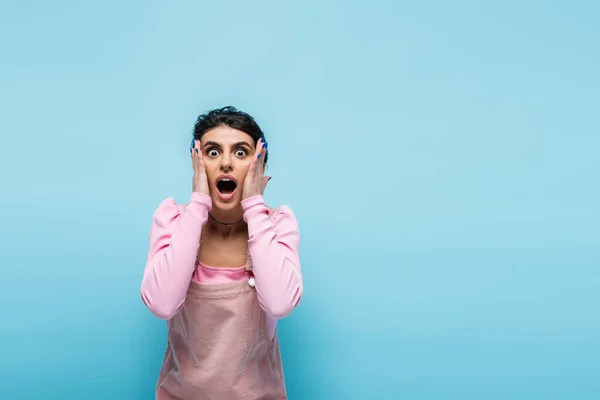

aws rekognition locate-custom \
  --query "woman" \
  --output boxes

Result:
[140,106,303,399]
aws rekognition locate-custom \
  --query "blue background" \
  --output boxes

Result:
[1,1,599,399]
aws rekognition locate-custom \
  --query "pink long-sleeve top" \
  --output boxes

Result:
[140,192,303,340]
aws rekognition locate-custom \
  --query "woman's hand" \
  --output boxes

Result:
[242,138,271,200]
[191,140,210,195]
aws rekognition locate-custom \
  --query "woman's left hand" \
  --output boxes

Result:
[242,138,271,200]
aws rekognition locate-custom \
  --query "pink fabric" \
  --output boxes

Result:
[155,278,287,399]
[192,262,277,340]
[140,192,303,339]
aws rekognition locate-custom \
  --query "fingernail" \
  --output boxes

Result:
[260,138,265,143]
[264,142,268,148]
[196,148,198,153]
[191,140,195,147]
[257,154,261,159]
[268,177,272,181]
[190,148,192,153]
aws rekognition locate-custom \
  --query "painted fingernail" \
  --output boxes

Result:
[268,177,272,181]
[191,140,195,147]
[196,148,198,153]
[190,148,192,153]
[264,142,268,148]
[261,138,265,143]
[257,154,261,159]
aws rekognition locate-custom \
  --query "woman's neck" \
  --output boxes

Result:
[206,208,247,236]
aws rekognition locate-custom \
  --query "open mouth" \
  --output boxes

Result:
[217,178,237,195]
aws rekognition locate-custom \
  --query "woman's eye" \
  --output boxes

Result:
[235,149,247,157]
[208,149,219,157]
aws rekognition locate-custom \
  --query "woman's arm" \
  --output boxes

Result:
[140,192,212,319]
[242,195,303,319]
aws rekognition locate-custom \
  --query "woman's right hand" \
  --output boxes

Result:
[191,140,210,195]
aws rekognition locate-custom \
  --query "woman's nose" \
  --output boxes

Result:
[220,156,233,171]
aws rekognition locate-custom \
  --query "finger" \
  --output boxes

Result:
[256,152,264,181]
[262,176,271,194]
[258,147,267,175]
[254,139,264,159]
[249,151,257,172]
[194,140,204,172]
[195,140,202,172]
[248,142,261,174]
[192,140,196,169]
[255,139,266,173]
[191,139,196,171]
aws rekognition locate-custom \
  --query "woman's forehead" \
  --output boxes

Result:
[202,126,253,144]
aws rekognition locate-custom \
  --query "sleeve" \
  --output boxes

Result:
[241,194,303,319]
[140,192,212,320]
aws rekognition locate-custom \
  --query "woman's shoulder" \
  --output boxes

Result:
[267,203,298,225]
[268,203,294,215]
[151,197,185,223]
[266,203,300,238]
[156,192,212,216]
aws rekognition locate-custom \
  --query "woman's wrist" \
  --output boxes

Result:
[189,192,213,213]
[241,194,265,211]
[242,195,269,222]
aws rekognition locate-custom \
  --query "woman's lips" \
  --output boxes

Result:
[215,175,238,201]
[217,186,236,201]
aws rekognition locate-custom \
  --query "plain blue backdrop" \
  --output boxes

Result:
[1,1,599,399]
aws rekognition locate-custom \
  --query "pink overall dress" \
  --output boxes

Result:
[155,259,288,399]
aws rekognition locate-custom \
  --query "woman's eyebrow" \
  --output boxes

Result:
[202,141,221,149]
[202,141,252,149]
[233,141,252,148]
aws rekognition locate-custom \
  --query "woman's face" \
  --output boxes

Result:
[200,126,257,211]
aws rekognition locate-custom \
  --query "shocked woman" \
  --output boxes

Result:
[140,106,303,399]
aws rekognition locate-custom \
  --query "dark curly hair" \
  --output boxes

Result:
[193,106,268,165]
